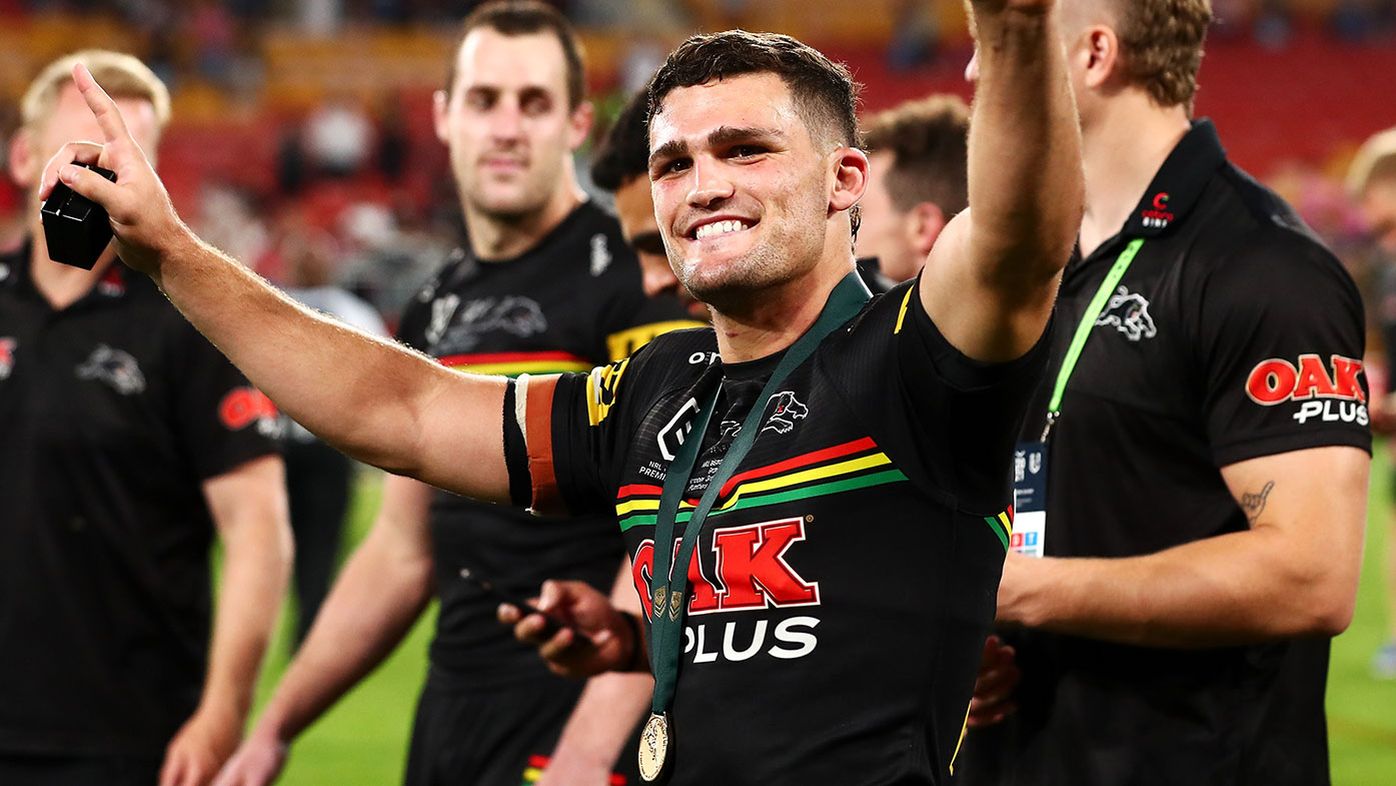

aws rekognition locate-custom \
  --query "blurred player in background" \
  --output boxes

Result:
[855,94,968,284]
[1348,126,1396,680]
[216,4,695,785]
[277,227,388,645]
[0,51,290,786]
[959,1,1370,784]
[590,87,706,320]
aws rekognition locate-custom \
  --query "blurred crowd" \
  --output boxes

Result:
[2,0,1396,330]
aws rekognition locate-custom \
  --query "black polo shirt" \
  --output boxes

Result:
[0,241,281,757]
[963,121,1369,785]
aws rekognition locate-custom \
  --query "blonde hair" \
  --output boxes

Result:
[1105,0,1213,109]
[20,49,171,131]
[1347,128,1396,198]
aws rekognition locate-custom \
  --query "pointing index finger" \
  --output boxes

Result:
[71,63,132,147]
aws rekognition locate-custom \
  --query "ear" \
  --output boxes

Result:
[1078,25,1121,91]
[432,89,450,145]
[829,146,869,214]
[906,201,947,257]
[8,127,40,191]
[567,100,595,152]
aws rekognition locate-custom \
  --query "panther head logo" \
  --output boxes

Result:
[763,391,809,434]
[1095,286,1157,342]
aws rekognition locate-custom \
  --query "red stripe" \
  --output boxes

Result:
[528,755,550,768]
[617,483,664,499]
[438,350,589,367]
[717,436,878,498]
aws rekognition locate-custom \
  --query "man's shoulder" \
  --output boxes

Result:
[1194,162,1339,269]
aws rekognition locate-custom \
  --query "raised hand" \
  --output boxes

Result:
[38,63,189,276]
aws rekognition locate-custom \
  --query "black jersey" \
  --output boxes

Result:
[396,200,698,687]
[973,121,1369,786]
[0,242,281,757]
[517,276,1050,784]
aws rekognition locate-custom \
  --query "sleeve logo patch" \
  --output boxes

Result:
[586,358,630,427]
[1245,354,1368,425]
[220,387,280,432]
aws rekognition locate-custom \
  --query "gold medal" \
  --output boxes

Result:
[638,711,672,782]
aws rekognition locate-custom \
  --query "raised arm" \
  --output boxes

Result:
[920,0,1083,361]
[42,64,509,502]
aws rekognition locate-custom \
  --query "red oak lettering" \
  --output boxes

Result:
[1246,355,1365,406]
[1246,359,1297,404]
[631,540,655,619]
[219,388,277,430]
[632,518,821,617]
[712,518,819,610]
[1331,355,1367,402]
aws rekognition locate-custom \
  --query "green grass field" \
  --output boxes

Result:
[252,450,1396,784]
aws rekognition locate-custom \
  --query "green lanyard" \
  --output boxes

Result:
[1040,238,1145,441]
[637,271,872,782]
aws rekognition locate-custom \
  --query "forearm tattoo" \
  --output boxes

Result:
[1240,480,1275,525]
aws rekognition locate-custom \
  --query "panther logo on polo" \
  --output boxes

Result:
[1096,286,1157,341]
[76,344,146,395]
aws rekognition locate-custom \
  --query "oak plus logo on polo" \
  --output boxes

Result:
[1246,353,1367,425]
[631,517,822,664]
[0,338,16,381]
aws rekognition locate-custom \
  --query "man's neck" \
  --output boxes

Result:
[1079,94,1192,258]
[462,182,586,262]
[710,257,856,364]
[29,227,115,310]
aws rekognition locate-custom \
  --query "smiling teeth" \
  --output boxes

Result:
[695,220,749,240]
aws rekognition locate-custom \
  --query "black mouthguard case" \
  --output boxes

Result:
[41,163,118,270]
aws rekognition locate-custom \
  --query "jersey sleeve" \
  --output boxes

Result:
[1194,230,1371,466]
[847,278,1052,512]
[512,342,648,516]
[172,322,282,481]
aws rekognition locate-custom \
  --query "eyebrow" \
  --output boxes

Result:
[648,125,786,169]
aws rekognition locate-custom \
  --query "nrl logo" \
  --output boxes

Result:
[762,391,808,434]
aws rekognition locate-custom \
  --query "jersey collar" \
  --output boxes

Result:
[1120,119,1227,239]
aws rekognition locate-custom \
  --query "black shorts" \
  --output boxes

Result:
[403,670,640,786]
[0,753,162,785]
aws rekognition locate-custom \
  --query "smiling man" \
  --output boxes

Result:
[42,0,1081,781]
[215,5,690,786]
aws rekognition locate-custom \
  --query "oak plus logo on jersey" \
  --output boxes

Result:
[1246,354,1367,425]
[632,517,823,665]
[1140,191,1175,229]
[0,338,15,380]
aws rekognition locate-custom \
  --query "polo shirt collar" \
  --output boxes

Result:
[0,236,132,302]
[1120,119,1228,238]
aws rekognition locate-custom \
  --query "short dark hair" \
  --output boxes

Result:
[647,30,860,148]
[591,89,650,192]
[444,0,586,110]
[862,95,969,216]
